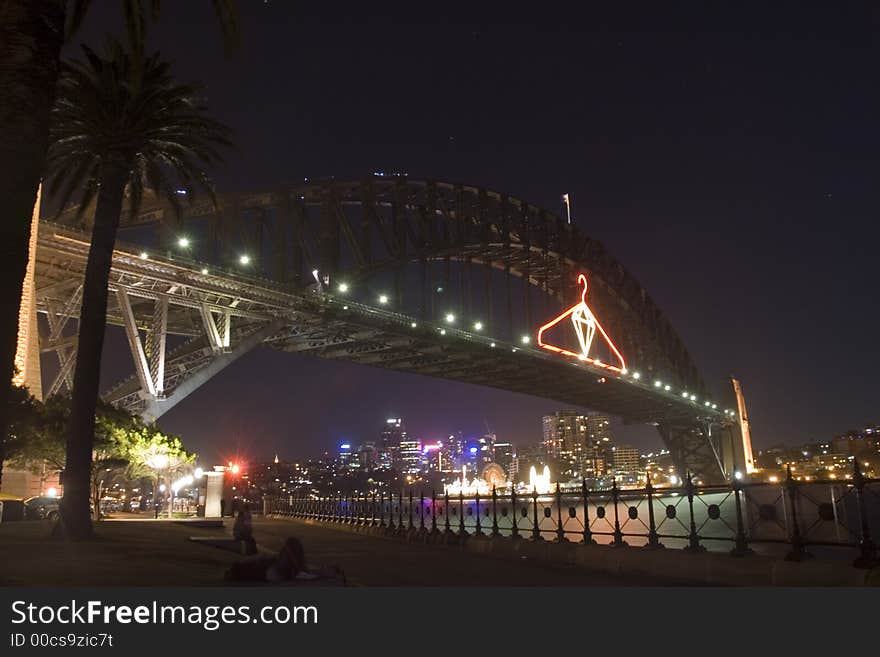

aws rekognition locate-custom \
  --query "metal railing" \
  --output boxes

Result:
[265,462,879,568]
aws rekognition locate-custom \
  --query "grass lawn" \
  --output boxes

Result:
[0,519,240,586]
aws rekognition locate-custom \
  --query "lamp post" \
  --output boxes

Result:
[142,450,169,520]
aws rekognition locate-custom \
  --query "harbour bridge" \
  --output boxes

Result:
[16,176,754,484]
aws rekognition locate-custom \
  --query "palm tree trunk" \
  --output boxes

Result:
[58,162,129,539]
[0,1,66,455]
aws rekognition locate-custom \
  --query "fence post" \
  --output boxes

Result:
[379,490,386,528]
[784,465,812,561]
[458,492,466,536]
[491,486,500,537]
[684,473,704,552]
[645,472,662,549]
[419,490,426,532]
[730,477,752,557]
[611,478,626,546]
[555,483,567,542]
[408,488,414,531]
[444,490,451,534]
[474,491,483,536]
[531,487,542,541]
[582,478,594,544]
[852,460,877,568]
[510,487,520,539]
[431,489,438,534]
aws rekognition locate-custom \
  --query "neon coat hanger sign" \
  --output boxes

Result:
[536,274,627,374]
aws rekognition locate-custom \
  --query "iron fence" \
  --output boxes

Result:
[265,463,879,568]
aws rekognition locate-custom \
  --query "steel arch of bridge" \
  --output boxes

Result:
[61,177,706,397]
[43,176,745,483]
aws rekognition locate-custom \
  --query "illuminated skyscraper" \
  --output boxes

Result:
[381,417,406,470]
[542,410,614,478]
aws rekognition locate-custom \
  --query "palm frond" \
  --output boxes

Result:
[46,39,233,230]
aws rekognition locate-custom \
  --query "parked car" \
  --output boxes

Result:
[23,495,61,521]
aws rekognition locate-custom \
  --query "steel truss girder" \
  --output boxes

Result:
[53,178,706,395]
[657,421,727,485]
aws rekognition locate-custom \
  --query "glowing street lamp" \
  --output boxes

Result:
[139,251,149,260]
[378,294,389,305]
[200,267,209,275]
[445,313,455,323]
[239,254,251,265]
[177,236,191,248]
[473,321,483,331]
[520,335,530,344]
[337,282,349,293]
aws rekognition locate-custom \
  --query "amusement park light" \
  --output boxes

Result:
[201,267,209,275]
[177,236,190,248]
[239,254,251,265]
[521,335,530,344]
[139,251,149,260]
[445,313,455,323]
[473,321,483,331]
[378,294,389,304]
[337,282,349,293]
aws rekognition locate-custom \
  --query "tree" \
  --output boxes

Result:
[44,41,231,538]
[1,383,43,490]
[0,0,237,510]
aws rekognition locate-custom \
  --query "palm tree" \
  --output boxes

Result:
[44,40,232,538]
[0,0,237,475]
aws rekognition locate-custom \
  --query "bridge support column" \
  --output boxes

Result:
[657,421,726,485]
[140,319,283,422]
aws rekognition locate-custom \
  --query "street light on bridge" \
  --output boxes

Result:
[378,294,389,304]
[239,254,251,265]
[177,236,191,249]
[337,282,349,293]
[445,313,455,323]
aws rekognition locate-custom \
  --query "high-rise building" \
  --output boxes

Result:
[478,433,497,466]
[542,410,614,478]
[612,445,640,476]
[445,432,465,471]
[398,438,423,475]
[337,442,357,472]
[381,418,406,470]
[358,442,379,470]
[494,441,518,479]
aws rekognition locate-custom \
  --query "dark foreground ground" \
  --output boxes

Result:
[0,517,696,586]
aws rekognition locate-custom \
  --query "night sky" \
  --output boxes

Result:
[70,3,879,465]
